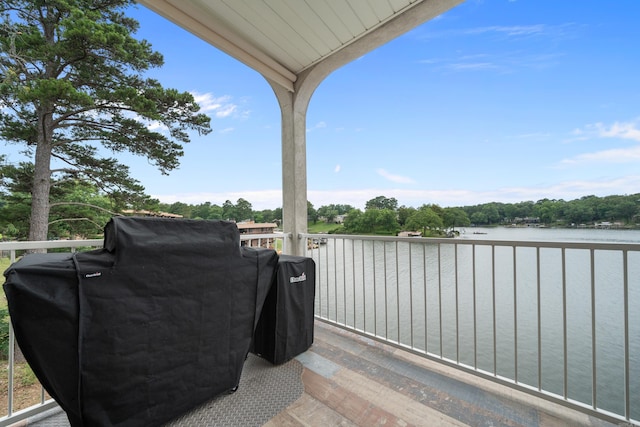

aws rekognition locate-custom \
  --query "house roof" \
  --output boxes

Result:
[236,222,277,230]
[135,0,464,92]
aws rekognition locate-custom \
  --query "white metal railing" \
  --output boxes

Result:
[239,232,287,253]
[0,239,102,427]
[4,231,636,425]
[301,233,640,426]
[0,233,285,426]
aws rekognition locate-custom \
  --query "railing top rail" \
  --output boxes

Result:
[300,232,640,251]
[0,239,103,251]
[239,233,287,240]
[0,234,289,252]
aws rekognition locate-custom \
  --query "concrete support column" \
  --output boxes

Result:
[266,0,465,256]
[270,84,307,256]
[268,68,325,256]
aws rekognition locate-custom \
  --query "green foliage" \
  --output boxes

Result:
[316,204,353,223]
[460,194,640,226]
[443,207,471,229]
[365,196,398,211]
[219,198,253,222]
[307,201,318,223]
[397,206,416,227]
[156,200,283,224]
[0,0,211,240]
[16,363,38,386]
[234,198,253,222]
[405,206,444,236]
[343,208,400,235]
[0,160,148,239]
[307,221,341,234]
[0,306,9,360]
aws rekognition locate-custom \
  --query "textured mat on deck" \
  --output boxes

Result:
[27,354,304,427]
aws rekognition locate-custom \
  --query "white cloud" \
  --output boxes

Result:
[568,118,640,143]
[561,145,640,165]
[562,118,640,164]
[590,119,640,142]
[465,24,546,37]
[449,62,498,71]
[190,91,246,119]
[334,164,341,173]
[307,121,327,132]
[376,169,415,184]
[145,120,168,132]
[431,51,564,74]
[419,24,557,42]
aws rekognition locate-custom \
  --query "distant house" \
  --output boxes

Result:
[236,221,278,248]
[334,214,346,224]
[513,216,540,226]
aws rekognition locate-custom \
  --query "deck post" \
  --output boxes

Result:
[270,83,310,256]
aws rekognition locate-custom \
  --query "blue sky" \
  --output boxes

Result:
[6,1,640,210]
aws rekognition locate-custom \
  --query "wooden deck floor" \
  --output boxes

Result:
[267,321,616,427]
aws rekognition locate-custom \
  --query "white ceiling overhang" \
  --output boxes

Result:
[135,0,464,92]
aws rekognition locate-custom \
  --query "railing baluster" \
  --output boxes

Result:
[562,247,568,400]
[316,241,322,316]
[336,240,346,323]
[455,244,459,363]
[438,243,443,358]
[325,240,330,320]
[537,247,542,391]
[362,239,367,333]
[373,241,377,337]
[472,244,477,369]
[514,245,518,383]
[7,325,14,417]
[590,248,597,410]
[396,241,400,344]
[342,238,346,325]
[409,243,414,349]
[384,242,388,340]
[492,244,497,375]
[352,239,356,329]
[623,249,630,421]
[423,243,428,354]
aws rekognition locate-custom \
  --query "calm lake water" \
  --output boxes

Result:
[310,227,640,420]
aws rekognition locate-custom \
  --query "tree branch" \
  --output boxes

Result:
[48,217,103,230]
[50,201,120,216]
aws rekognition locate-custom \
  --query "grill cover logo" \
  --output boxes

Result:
[289,272,306,283]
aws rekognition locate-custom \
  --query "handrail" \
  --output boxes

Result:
[301,232,639,426]
[1,240,104,426]
[2,232,636,425]
[0,233,286,425]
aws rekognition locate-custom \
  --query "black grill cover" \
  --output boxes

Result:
[3,217,278,427]
[252,255,315,364]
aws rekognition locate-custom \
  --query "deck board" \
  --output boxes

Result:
[281,321,617,427]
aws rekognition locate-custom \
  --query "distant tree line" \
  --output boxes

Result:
[157,199,282,224]
[2,160,639,240]
[329,196,470,237]
[310,194,640,236]
[459,194,640,227]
